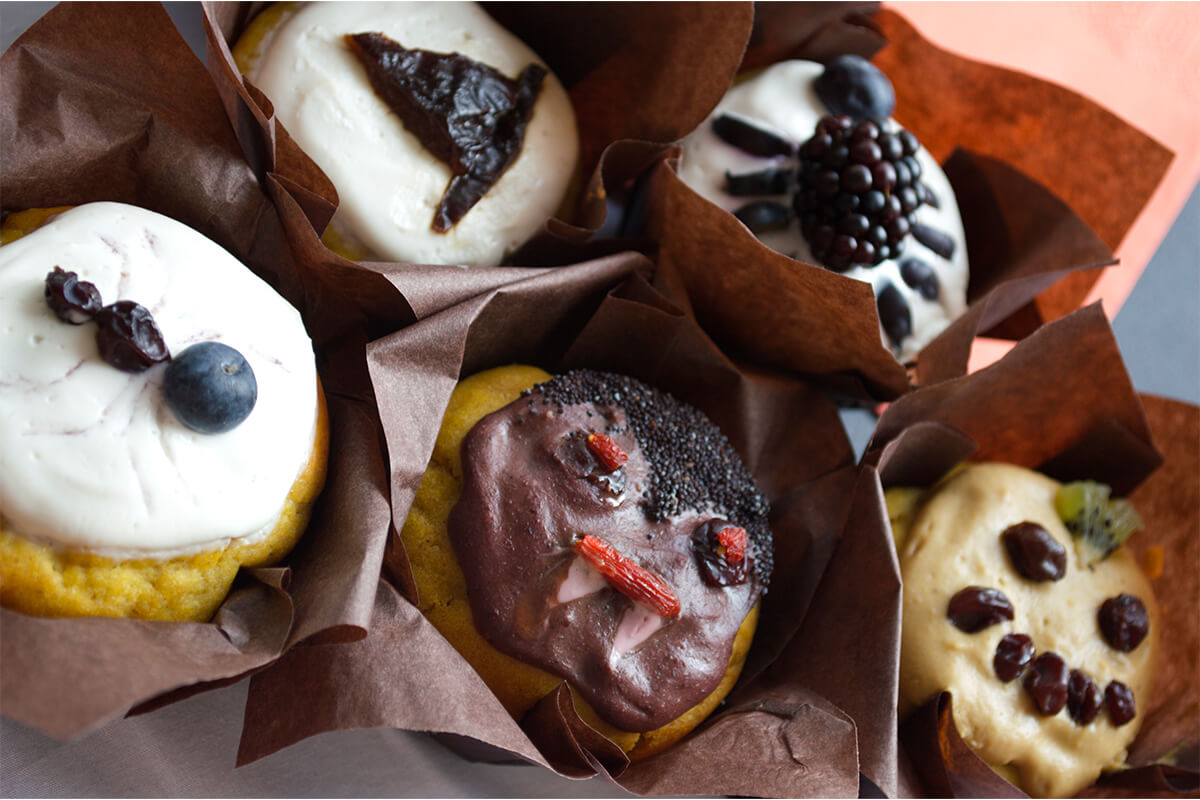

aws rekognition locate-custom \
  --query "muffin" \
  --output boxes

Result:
[889,463,1158,797]
[0,202,329,622]
[678,56,968,362]
[402,365,771,758]
[233,1,579,266]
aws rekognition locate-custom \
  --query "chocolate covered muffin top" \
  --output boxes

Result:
[448,369,771,731]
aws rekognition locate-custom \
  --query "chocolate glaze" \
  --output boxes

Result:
[448,370,771,732]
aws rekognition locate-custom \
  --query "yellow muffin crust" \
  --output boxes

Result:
[402,364,758,758]
[0,207,330,623]
[0,383,329,623]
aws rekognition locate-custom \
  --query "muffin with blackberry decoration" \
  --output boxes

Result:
[679,56,968,362]
[0,202,328,622]
[402,365,771,758]
[888,464,1158,796]
[233,1,579,266]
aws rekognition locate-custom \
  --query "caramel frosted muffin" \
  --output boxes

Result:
[0,203,328,622]
[402,366,771,757]
[679,57,969,361]
[234,1,579,266]
[891,463,1158,797]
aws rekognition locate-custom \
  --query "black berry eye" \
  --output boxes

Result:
[163,342,257,434]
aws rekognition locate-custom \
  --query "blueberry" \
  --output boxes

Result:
[815,55,896,121]
[163,342,257,434]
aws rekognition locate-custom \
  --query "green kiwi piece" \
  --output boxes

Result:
[1055,481,1144,566]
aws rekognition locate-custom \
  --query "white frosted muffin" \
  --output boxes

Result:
[0,203,328,622]
[679,58,969,362]
[235,1,579,267]
[891,463,1158,797]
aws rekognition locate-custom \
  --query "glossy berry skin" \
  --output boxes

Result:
[814,55,896,121]
[163,342,257,434]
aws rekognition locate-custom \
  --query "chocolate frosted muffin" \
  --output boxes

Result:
[403,365,771,756]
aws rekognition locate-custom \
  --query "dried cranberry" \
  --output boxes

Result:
[993,633,1034,682]
[1098,594,1149,652]
[1105,681,1136,726]
[692,518,748,587]
[1001,521,1067,582]
[1023,652,1069,715]
[44,267,102,324]
[94,301,169,372]
[947,586,1013,633]
[1067,669,1103,725]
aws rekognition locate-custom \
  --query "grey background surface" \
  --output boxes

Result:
[2,3,1197,797]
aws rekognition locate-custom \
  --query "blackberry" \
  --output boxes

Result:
[794,115,934,272]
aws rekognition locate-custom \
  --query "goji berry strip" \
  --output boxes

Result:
[585,432,628,471]
[574,534,680,618]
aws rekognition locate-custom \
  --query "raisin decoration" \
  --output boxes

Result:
[44,267,102,324]
[573,534,680,618]
[692,518,748,587]
[993,633,1034,682]
[94,301,170,372]
[1023,652,1069,715]
[947,586,1014,633]
[1067,669,1103,726]
[1001,521,1067,582]
[1098,594,1149,652]
[585,432,628,472]
[345,32,546,232]
[1105,681,1136,726]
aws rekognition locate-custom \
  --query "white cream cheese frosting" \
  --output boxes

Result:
[0,202,319,559]
[898,464,1158,797]
[244,1,579,267]
[678,60,969,362]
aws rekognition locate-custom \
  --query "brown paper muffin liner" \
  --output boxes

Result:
[233,255,910,797]
[859,304,1198,797]
[0,2,405,738]
[646,7,1173,402]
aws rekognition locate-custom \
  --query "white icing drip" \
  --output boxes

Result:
[612,605,666,656]
[678,60,970,362]
[0,203,318,557]
[245,1,579,267]
[556,555,608,604]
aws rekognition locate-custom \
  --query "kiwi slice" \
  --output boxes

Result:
[1055,481,1144,566]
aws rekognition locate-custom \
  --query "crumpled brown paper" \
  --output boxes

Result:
[235,253,913,797]
[0,1,398,737]
[646,8,1172,402]
[860,304,1198,797]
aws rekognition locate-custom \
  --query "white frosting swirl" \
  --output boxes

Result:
[245,1,579,267]
[0,203,319,558]
[678,60,969,362]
